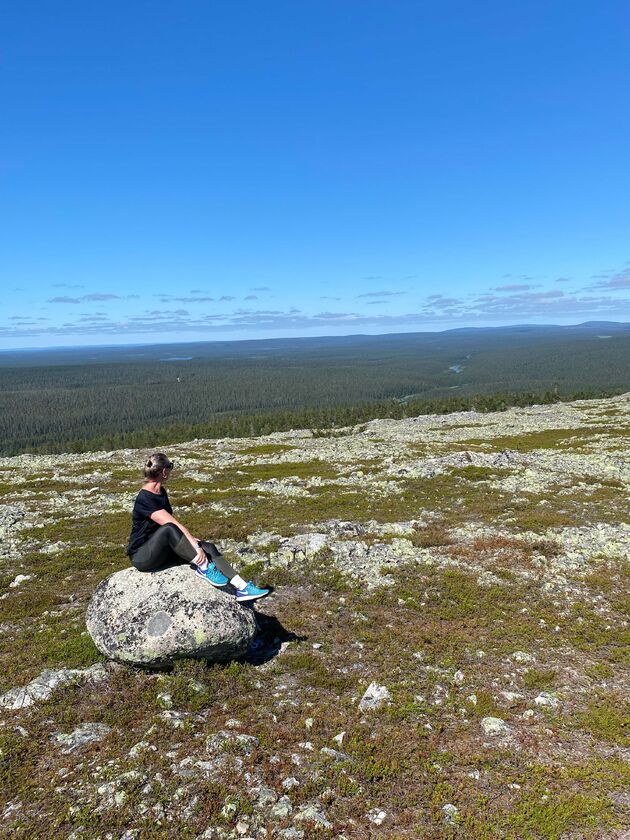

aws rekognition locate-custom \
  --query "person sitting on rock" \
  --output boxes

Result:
[127,453,269,603]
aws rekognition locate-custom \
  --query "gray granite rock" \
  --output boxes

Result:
[293,802,332,829]
[86,565,257,667]
[0,663,110,710]
[358,681,391,711]
[270,795,293,819]
[480,716,512,737]
[52,722,111,753]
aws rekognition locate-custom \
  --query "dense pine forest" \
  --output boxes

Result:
[1,324,628,455]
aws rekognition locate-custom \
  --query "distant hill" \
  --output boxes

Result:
[1,321,628,367]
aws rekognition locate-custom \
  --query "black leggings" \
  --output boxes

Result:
[130,523,237,578]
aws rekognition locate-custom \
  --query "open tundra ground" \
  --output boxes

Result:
[0,394,629,839]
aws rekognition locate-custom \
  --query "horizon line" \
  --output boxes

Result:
[0,319,628,354]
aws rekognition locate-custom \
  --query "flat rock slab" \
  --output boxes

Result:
[0,663,110,710]
[86,565,257,667]
[52,722,111,753]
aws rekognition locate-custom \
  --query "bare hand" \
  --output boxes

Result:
[186,535,205,566]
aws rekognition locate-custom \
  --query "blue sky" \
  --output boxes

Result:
[1,1,629,348]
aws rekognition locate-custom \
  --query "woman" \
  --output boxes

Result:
[127,453,269,603]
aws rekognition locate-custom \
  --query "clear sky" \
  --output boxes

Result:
[1,1,629,349]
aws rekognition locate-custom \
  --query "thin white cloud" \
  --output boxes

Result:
[357,291,406,298]
[159,296,215,303]
[48,296,82,304]
[48,293,121,303]
[589,268,630,290]
[1,297,628,342]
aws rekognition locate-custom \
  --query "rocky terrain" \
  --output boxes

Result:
[0,393,628,839]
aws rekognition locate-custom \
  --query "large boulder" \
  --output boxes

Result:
[86,566,257,667]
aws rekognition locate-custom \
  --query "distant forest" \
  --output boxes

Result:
[1,324,628,455]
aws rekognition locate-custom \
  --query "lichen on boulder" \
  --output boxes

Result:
[86,565,257,667]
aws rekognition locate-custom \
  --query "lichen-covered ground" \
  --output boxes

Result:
[0,394,629,839]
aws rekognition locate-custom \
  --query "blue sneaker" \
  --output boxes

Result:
[235,581,270,603]
[195,563,229,588]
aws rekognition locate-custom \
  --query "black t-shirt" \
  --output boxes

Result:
[127,487,173,556]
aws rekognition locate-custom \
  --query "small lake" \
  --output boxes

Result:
[160,356,194,362]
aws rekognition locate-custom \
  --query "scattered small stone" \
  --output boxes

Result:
[480,717,512,738]
[534,692,560,708]
[270,795,293,820]
[159,710,190,728]
[333,731,346,746]
[442,803,459,824]
[9,574,33,588]
[511,651,535,663]
[320,746,350,761]
[501,690,525,705]
[293,802,333,830]
[128,740,156,758]
[358,681,391,711]
[282,777,300,790]
[206,730,259,755]
[254,786,277,806]
[234,819,250,836]
[366,808,387,825]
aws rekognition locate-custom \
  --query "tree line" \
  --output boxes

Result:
[1,329,628,455]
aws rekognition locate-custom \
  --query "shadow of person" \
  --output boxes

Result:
[238,604,307,665]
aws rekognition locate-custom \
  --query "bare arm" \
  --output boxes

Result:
[150,509,204,563]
